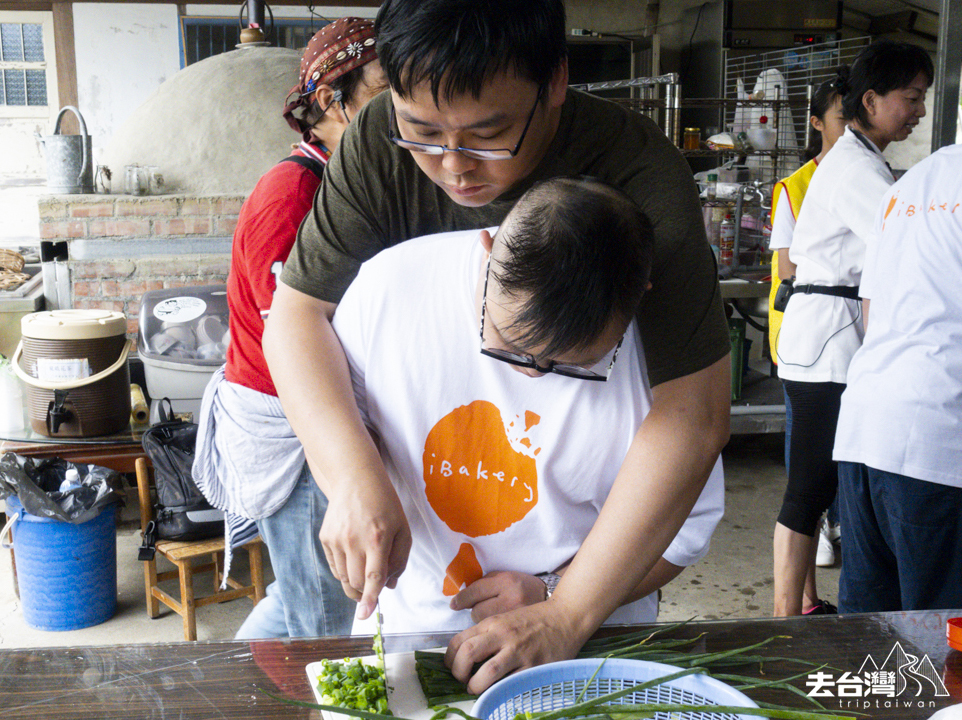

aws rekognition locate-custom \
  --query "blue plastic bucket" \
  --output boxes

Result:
[3,495,117,631]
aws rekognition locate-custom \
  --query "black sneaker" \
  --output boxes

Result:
[803,599,838,615]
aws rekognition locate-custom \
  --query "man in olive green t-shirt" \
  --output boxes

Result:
[265,0,731,693]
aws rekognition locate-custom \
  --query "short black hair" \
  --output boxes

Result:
[492,177,654,358]
[836,40,933,127]
[803,76,842,160]
[375,0,567,103]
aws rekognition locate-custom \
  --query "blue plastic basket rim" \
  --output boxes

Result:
[470,658,760,720]
[3,493,117,523]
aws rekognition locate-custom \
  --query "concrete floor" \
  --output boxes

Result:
[0,433,840,649]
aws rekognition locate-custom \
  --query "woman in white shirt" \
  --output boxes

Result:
[767,77,847,608]
[773,40,933,617]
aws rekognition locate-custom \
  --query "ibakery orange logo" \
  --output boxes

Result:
[422,400,541,594]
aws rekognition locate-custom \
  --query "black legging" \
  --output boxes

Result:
[777,379,846,536]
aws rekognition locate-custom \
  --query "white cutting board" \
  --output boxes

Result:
[306,649,476,720]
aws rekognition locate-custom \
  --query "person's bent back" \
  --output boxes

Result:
[331,177,724,635]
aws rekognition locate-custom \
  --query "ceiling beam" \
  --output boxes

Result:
[0,0,380,4]
[0,2,53,9]
[868,10,918,34]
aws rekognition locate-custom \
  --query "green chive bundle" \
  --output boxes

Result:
[410,622,853,719]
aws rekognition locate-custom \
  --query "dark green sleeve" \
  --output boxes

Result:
[639,230,729,387]
[542,91,729,386]
[614,111,730,386]
[281,93,394,303]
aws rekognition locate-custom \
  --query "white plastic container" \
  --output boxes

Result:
[0,361,25,433]
[137,285,228,423]
[746,127,777,151]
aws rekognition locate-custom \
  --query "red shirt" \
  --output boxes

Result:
[225,147,326,395]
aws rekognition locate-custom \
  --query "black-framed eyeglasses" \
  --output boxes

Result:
[388,86,545,161]
[479,255,623,381]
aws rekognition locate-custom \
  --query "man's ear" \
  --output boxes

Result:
[479,229,495,257]
[546,60,569,109]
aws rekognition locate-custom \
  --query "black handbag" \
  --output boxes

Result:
[138,400,224,560]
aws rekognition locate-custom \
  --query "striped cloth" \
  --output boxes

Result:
[193,366,306,583]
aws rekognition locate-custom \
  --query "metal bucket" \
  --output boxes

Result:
[36,106,94,194]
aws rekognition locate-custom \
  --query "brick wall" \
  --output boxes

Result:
[37,194,241,338]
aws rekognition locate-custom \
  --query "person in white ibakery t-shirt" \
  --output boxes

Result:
[331,177,724,642]
[834,143,962,613]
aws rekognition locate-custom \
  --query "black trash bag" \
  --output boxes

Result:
[0,453,125,524]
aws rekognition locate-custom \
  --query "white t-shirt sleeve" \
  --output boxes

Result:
[661,456,725,567]
[768,182,796,251]
[331,270,372,427]
[859,191,890,301]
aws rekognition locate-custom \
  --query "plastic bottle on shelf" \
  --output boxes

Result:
[709,206,726,247]
[706,173,718,201]
[0,362,24,433]
[719,214,735,267]
[702,206,713,243]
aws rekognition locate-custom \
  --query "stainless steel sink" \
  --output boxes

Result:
[733,295,768,319]
[720,276,770,320]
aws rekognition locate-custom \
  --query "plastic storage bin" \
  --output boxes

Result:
[137,285,228,422]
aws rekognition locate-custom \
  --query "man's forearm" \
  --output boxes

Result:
[263,282,412,616]
[623,557,685,603]
[549,354,731,640]
[551,556,683,606]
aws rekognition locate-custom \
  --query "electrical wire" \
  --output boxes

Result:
[775,296,862,369]
[306,2,331,34]
[683,2,710,80]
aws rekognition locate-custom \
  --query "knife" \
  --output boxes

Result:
[373,600,391,701]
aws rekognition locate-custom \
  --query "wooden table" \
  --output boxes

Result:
[0,611,958,719]
[0,425,147,474]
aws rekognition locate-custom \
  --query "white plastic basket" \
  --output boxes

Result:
[471,658,760,720]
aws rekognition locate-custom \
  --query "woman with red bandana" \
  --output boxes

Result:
[192,18,387,639]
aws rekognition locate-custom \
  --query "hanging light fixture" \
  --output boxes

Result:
[237,0,274,47]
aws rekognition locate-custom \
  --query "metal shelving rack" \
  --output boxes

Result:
[571,73,683,144]
[574,73,793,428]
[722,36,873,173]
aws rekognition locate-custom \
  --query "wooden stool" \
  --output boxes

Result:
[135,457,266,640]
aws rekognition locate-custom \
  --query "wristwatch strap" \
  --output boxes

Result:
[536,572,562,600]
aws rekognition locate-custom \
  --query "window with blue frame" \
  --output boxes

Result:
[180,16,327,67]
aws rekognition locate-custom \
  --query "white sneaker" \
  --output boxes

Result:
[816,525,835,567]
[826,522,841,543]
